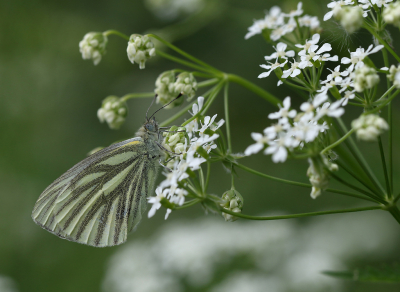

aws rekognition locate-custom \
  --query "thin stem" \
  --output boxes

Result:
[227,74,281,106]
[224,83,232,153]
[198,78,220,88]
[387,205,400,225]
[148,34,221,74]
[364,25,400,62]
[120,92,154,102]
[205,162,211,191]
[236,163,377,203]
[321,128,355,154]
[336,160,378,195]
[279,78,311,92]
[372,84,395,103]
[174,199,201,210]
[365,89,399,114]
[378,136,392,199]
[220,206,382,221]
[335,117,386,196]
[155,49,217,75]
[103,30,129,40]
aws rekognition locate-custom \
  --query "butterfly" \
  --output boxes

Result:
[32,94,181,247]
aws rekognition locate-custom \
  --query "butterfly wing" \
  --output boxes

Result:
[32,137,159,247]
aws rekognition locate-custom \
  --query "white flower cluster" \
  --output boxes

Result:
[97,96,128,130]
[352,114,389,141]
[324,0,393,32]
[103,213,398,292]
[79,32,108,65]
[155,71,197,108]
[387,64,400,88]
[383,1,400,28]
[259,34,338,80]
[245,95,338,163]
[245,2,321,41]
[147,96,224,219]
[127,34,156,69]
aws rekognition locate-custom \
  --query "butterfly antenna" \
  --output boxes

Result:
[149,92,183,119]
[146,94,158,121]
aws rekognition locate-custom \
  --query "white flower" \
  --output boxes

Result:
[127,34,156,69]
[186,96,204,137]
[352,114,389,141]
[298,15,321,29]
[169,188,188,206]
[383,2,400,27]
[298,43,334,68]
[360,0,393,9]
[339,6,364,33]
[264,136,293,163]
[341,44,384,72]
[79,32,108,65]
[258,59,288,78]
[314,100,345,121]
[296,33,320,51]
[341,90,355,105]
[209,119,225,131]
[244,133,269,155]
[148,187,168,218]
[244,6,284,39]
[283,2,303,17]
[351,65,379,92]
[300,92,328,115]
[199,114,218,134]
[268,96,297,124]
[282,59,301,78]
[264,42,295,60]
[323,0,354,21]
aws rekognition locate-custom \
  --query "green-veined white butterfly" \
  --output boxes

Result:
[32,94,181,247]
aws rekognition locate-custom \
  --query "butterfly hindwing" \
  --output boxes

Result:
[32,137,158,247]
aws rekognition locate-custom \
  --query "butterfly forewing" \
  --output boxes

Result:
[32,137,158,247]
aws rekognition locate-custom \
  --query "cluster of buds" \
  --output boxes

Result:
[127,34,156,69]
[307,156,338,199]
[220,189,243,222]
[383,2,400,28]
[79,32,108,65]
[338,6,364,34]
[352,114,389,141]
[387,64,400,88]
[155,71,197,108]
[351,65,379,92]
[97,96,128,130]
[163,126,187,154]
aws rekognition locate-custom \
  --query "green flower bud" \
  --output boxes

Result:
[174,72,197,101]
[163,126,187,153]
[79,32,108,65]
[127,34,156,69]
[220,189,243,222]
[97,96,128,130]
[155,71,183,108]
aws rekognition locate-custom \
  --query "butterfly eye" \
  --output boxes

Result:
[146,124,155,131]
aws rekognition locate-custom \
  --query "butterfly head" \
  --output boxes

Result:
[144,116,159,133]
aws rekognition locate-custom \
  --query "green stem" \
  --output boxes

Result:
[174,199,201,210]
[321,128,355,154]
[148,34,221,74]
[220,206,382,221]
[205,162,211,191]
[224,83,232,153]
[365,89,399,114]
[236,163,377,203]
[378,136,392,199]
[155,49,217,75]
[387,205,400,225]
[103,30,130,40]
[364,25,400,62]
[198,78,220,88]
[372,84,395,103]
[120,92,154,102]
[227,74,281,106]
[336,117,386,196]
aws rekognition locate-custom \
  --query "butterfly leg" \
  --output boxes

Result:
[158,157,172,172]
[155,141,181,156]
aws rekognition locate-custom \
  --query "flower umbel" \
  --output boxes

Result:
[79,32,108,65]
[97,96,128,130]
[127,34,156,69]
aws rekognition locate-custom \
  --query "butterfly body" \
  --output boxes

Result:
[32,117,164,247]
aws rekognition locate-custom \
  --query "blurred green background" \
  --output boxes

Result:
[1,0,400,291]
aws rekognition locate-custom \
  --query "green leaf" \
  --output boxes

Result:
[322,263,400,283]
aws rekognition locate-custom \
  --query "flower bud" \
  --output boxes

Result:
[163,126,187,154]
[388,65,400,88]
[351,114,389,141]
[339,6,363,34]
[79,32,108,65]
[383,2,400,28]
[97,96,128,130]
[307,156,337,199]
[351,65,379,92]
[127,34,156,69]
[155,71,183,108]
[220,189,243,222]
[174,72,197,101]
